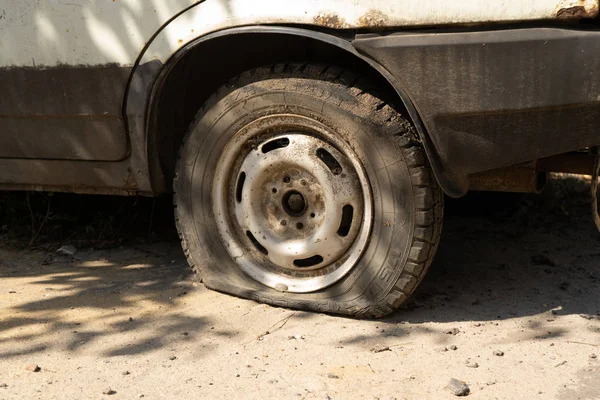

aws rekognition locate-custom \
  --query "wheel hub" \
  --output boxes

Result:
[283,191,307,217]
[212,116,373,293]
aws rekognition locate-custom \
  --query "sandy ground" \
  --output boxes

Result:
[1,177,599,400]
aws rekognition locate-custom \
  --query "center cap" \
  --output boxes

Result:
[282,190,307,217]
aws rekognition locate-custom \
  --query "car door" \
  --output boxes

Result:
[0,0,195,161]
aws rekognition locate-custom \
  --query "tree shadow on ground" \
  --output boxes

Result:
[0,241,224,359]
[1,176,599,358]
[387,176,600,337]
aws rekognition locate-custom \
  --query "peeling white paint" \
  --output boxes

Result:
[0,0,597,68]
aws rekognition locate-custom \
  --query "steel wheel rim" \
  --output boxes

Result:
[212,115,372,293]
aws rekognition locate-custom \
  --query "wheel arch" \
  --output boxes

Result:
[130,26,466,197]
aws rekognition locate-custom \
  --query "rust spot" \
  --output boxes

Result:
[313,12,347,29]
[358,9,389,28]
[556,6,588,19]
[178,39,183,45]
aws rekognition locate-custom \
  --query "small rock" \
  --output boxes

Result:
[445,378,470,396]
[0,383,7,388]
[531,254,556,266]
[181,332,189,336]
[590,353,597,359]
[559,282,570,291]
[370,344,391,353]
[102,388,116,395]
[169,356,177,361]
[25,364,41,372]
[122,371,130,376]
[56,245,77,256]
[486,380,496,386]
[436,346,448,353]
[554,361,567,367]
[465,360,479,368]
[128,317,134,322]
[449,345,458,351]
[408,374,416,380]
[445,328,460,335]
[327,373,340,379]
[493,350,504,357]
[138,395,144,398]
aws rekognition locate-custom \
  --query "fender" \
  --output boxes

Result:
[127,26,466,197]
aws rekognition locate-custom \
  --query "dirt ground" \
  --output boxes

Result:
[1,175,599,400]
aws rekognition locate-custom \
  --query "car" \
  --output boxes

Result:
[2,0,599,317]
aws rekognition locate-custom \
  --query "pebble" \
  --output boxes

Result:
[56,245,77,256]
[122,371,130,376]
[327,373,340,379]
[554,361,567,367]
[531,254,556,266]
[0,383,7,388]
[445,328,460,335]
[102,388,116,395]
[590,353,597,359]
[436,346,448,353]
[445,378,470,396]
[493,350,504,356]
[169,356,177,361]
[370,344,391,353]
[25,364,41,372]
[449,345,458,351]
[465,360,479,368]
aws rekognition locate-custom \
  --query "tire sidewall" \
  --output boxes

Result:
[176,76,415,305]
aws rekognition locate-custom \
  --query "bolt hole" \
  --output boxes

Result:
[272,188,277,194]
[296,222,304,230]
[293,255,324,268]
[262,137,290,154]
[246,231,268,255]
[301,179,307,186]
[235,172,246,203]
[281,220,287,226]
[337,205,354,237]
[310,213,316,218]
[316,148,343,176]
[283,176,291,183]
